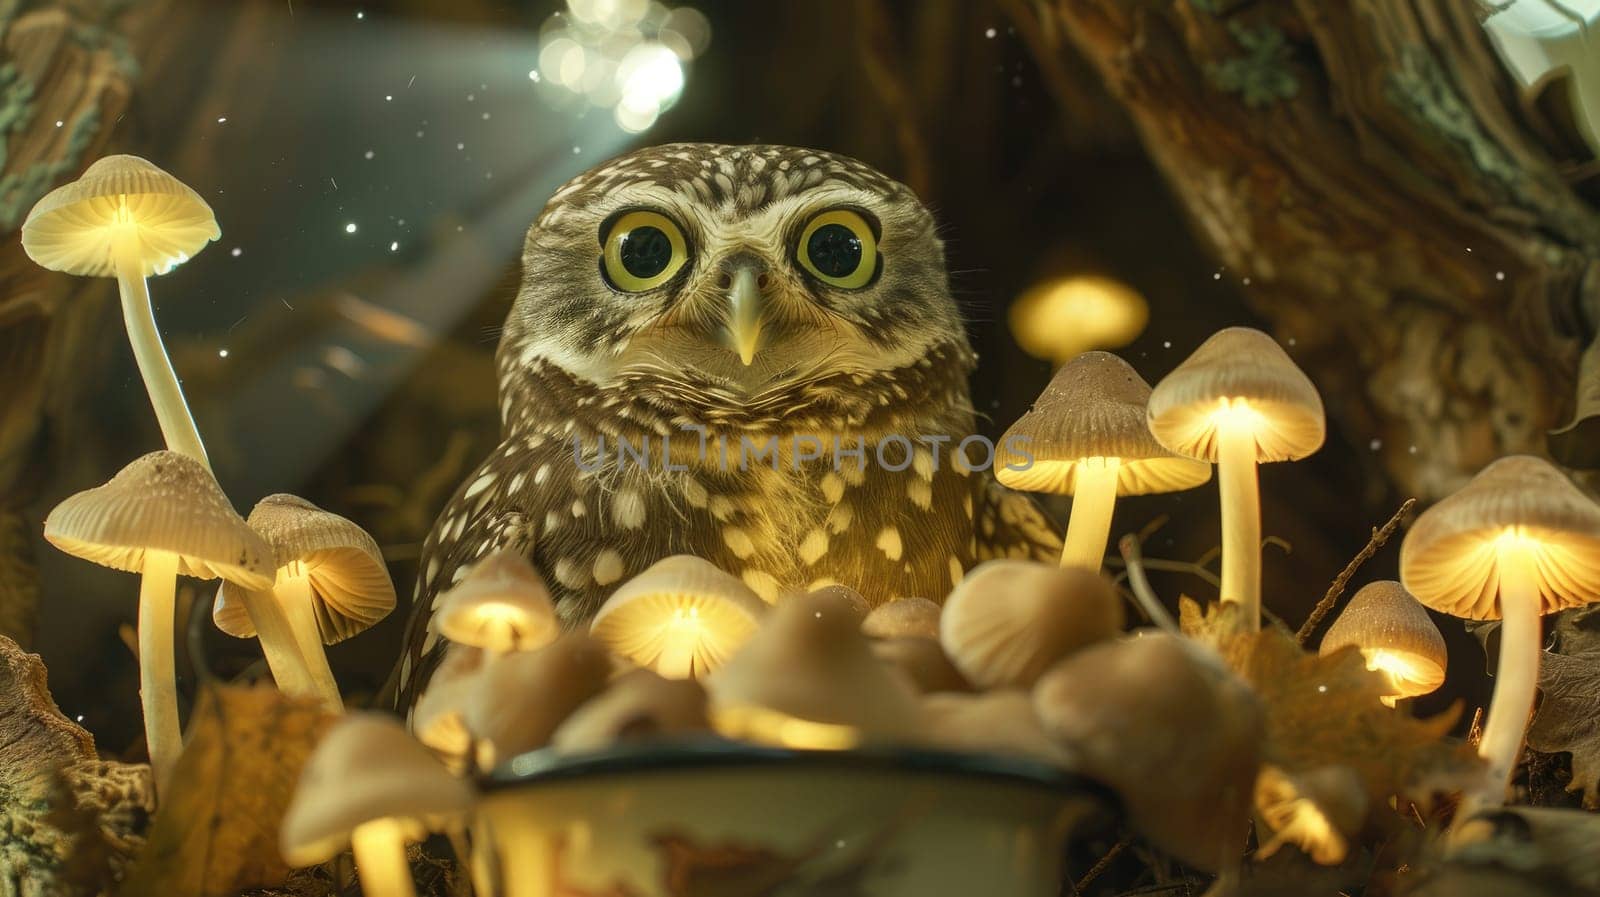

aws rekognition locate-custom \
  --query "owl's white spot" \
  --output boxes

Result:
[807,577,840,591]
[612,489,648,529]
[840,463,866,487]
[708,495,736,522]
[948,556,964,587]
[544,511,563,532]
[508,473,528,495]
[450,565,470,584]
[913,449,935,481]
[424,557,440,584]
[554,558,589,588]
[907,480,933,510]
[953,453,974,476]
[742,569,782,602]
[682,477,708,508]
[876,526,904,562]
[981,518,996,538]
[723,526,756,559]
[464,473,497,498]
[534,464,551,485]
[798,529,830,565]
[571,499,587,517]
[826,503,854,535]
[963,494,974,517]
[592,550,625,586]
[820,472,844,504]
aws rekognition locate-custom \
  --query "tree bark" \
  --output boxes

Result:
[1016,0,1600,500]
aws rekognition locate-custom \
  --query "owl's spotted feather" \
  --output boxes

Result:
[394,144,1059,707]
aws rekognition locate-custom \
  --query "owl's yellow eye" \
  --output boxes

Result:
[601,210,688,292]
[796,209,878,290]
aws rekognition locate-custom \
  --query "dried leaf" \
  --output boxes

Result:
[1525,650,1600,807]
[0,634,151,897]
[120,684,335,897]
[1182,600,1480,806]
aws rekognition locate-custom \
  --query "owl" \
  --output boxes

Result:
[393,143,1061,706]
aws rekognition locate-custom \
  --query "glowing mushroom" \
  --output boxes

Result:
[940,560,1123,690]
[916,691,1074,766]
[281,713,474,897]
[707,593,920,749]
[412,644,485,771]
[464,632,613,770]
[860,597,941,641]
[1253,764,1367,866]
[214,494,395,711]
[1400,455,1600,813]
[44,451,274,793]
[435,549,559,657]
[1319,581,1447,708]
[998,352,1210,570]
[1008,274,1149,365]
[22,156,220,467]
[1148,328,1325,630]
[550,668,710,753]
[1034,632,1263,873]
[590,555,766,679]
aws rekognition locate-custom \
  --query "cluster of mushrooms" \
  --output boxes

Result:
[23,154,1600,895]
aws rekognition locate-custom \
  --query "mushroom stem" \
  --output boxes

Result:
[138,549,182,796]
[1465,539,1542,816]
[238,587,320,701]
[350,817,417,897]
[1060,458,1120,570]
[1215,413,1262,630]
[657,621,697,679]
[276,574,344,712]
[114,234,209,470]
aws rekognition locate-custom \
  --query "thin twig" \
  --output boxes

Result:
[1295,498,1416,644]
[1118,535,1180,633]
[1072,835,1132,895]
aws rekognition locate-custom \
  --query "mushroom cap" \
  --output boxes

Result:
[590,555,767,678]
[44,451,273,589]
[1254,764,1369,866]
[435,549,560,653]
[801,583,871,622]
[214,494,395,644]
[1147,327,1325,463]
[551,668,711,753]
[280,712,473,866]
[412,644,485,761]
[1400,455,1600,620]
[916,691,1076,767]
[22,155,219,277]
[465,632,614,769]
[860,597,942,640]
[1320,580,1447,697]
[940,561,1124,690]
[996,352,1212,495]
[870,637,972,694]
[707,592,921,748]
[1034,632,1263,873]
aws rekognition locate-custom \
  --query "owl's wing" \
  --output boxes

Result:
[971,473,1063,564]
[387,465,541,713]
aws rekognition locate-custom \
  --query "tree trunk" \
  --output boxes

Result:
[1015,0,1600,501]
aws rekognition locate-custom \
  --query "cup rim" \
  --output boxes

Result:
[484,737,1116,805]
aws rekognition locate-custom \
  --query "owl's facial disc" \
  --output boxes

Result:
[501,144,968,409]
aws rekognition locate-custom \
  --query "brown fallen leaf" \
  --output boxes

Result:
[1181,599,1480,808]
[1526,605,1600,809]
[0,635,153,897]
[119,684,335,897]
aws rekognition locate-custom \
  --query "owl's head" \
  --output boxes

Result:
[500,144,968,422]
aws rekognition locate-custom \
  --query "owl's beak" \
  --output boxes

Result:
[726,267,765,366]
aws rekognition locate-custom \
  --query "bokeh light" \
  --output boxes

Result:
[1009,274,1149,365]
[536,1,708,133]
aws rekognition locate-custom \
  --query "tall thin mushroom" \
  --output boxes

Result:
[215,495,396,711]
[998,351,1210,570]
[1400,455,1600,816]
[1148,328,1324,630]
[22,155,220,467]
[44,451,273,792]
